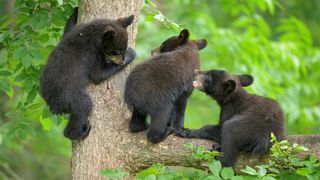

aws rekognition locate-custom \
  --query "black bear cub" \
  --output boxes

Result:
[124,29,207,143]
[40,15,136,140]
[174,69,284,167]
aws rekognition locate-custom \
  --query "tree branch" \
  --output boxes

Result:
[122,134,320,174]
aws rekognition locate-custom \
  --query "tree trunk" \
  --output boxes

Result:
[4,0,16,28]
[71,1,320,179]
[71,0,143,179]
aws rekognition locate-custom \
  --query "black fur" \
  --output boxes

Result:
[124,29,207,143]
[40,15,136,140]
[174,69,284,167]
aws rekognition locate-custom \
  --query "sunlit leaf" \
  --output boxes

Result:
[221,167,234,179]
[240,166,257,176]
[0,48,8,64]
[208,161,222,177]
[100,168,128,178]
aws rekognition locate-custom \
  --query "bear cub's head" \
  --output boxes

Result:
[193,69,254,101]
[151,29,207,56]
[101,15,134,64]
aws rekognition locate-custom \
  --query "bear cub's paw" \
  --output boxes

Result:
[129,121,149,132]
[147,129,172,144]
[215,155,233,167]
[124,48,137,64]
[211,144,222,152]
[170,127,190,138]
[64,120,91,140]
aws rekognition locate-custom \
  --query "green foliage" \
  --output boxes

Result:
[101,168,129,179]
[264,133,320,179]
[137,0,320,133]
[0,0,78,139]
[144,0,181,31]
[125,134,320,179]
[0,0,76,179]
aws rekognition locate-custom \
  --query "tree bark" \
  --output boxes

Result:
[4,0,16,28]
[71,1,320,179]
[71,0,143,179]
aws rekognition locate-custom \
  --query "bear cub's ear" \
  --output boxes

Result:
[178,29,190,45]
[223,79,236,96]
[117,15,134,28]
[194,39,207,50]
[103,26,117,41]
[238,74,254,87]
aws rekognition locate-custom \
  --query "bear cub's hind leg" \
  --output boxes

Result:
[129,108,148,132]
[64,91,92,140]
[170,93,189,131]
[147,105,173,143]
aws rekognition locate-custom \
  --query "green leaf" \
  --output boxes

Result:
[231,176,246,180]
[13,47,27,60]
[268,168,279,174]
[145,174,157,180]
[208,161,222,177]
[240,166,257,176]
[28,49,43,59]
[296,167,309,176]
[262,177,276,180]
[24,77,34,93]
[100,168,128,179]
[57,0,64,5]
[0,70,12,76]
[183,143,196,150]
[0,80,14,97]
[136,167,159,178]
[26,88,37,103]
[205,175,222,180]
[0,48,8,64]
[18,123,35,139]
[21,53,33,68]
[264,0,275,15]
[221,167,234,179]
[14,72,27,81]
[256,166,267,177]
[40,116,52,131]
[296,145,309,152]
[39,33,50,43]
[309,155,317,163]
[18,127,29,139]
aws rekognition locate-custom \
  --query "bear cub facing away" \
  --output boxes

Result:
[174,69,284,167]
[40,15,136,140]
[124,29,207,143]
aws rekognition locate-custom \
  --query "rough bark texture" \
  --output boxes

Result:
[71,0,143,179]
[71,1,320,179]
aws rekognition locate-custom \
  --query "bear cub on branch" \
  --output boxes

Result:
[124,29,207,143]
[174,69,284,167]
[40,15,136,140]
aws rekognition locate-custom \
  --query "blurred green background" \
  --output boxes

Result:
[0,0,319,179]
